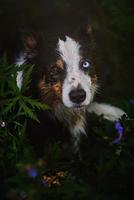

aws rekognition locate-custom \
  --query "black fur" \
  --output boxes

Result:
[1,14,97,157]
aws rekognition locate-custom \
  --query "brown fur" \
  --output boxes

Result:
[56,59,64,70]
[38,78,62,108]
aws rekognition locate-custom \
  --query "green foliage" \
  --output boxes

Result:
[0,55,48,191]
[0,55,48,122]
[2,109,134,200]
[0,54,134,199]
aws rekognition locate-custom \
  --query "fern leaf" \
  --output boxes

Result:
[1,98,18,115]
[20,101,39,122]
[21,96,49,110]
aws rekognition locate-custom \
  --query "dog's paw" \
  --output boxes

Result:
[88,102,126,121]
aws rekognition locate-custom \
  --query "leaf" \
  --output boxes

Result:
[21,96,49,110]
[0,98,18,115]
[20,101,39,122]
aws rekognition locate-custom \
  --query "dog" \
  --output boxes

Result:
[14,16,126,154]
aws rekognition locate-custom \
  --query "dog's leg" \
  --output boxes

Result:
[88,102,126,121]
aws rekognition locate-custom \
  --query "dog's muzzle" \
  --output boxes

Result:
[69,88,86,104]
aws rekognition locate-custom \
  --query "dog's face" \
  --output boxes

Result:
[57,36,97,108]
[23,26,98,110]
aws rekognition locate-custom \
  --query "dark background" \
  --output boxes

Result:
[0,0,134,101]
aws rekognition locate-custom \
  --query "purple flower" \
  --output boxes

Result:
[40,178,47,187]
[129,99,134,104]
[115,121,124,134]
[114,121,124,144]
[113,138,121,144]
[27,167,38,178]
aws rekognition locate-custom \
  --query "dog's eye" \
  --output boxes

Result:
[48,65,65,83]
[81,60,91,69]
[51,66,64,74]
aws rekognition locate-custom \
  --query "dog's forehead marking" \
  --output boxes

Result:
[58,36,81,71]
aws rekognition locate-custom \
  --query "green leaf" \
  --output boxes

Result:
[0,98,19,115]
[21,96,49,110]
[19,101,40,122]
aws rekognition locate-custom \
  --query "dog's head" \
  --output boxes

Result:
[22,20,98,110]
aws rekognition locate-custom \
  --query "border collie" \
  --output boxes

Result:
[15,17,125,153]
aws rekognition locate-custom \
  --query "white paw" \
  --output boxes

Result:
[88,102,126,122]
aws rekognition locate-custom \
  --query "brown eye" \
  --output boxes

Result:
[48,64,65,83]
[52,66,64,74]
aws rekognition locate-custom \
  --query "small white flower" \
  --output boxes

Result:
[1,121,5,128]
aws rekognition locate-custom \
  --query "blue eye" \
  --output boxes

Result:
[81,60,91,69]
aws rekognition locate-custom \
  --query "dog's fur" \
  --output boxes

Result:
[4,15,126,154]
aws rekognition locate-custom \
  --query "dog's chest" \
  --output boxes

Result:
[28,108,87,155]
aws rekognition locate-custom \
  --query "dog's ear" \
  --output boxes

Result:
[21,31,43,58]
[81,18,93,36]
[79,17,95,50]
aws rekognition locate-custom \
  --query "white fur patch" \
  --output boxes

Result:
[70,117,86,151]
[88,102,126,121]
[58,36,94,108]
[54,102,87,151]
[15,52,26,90]
[16,71,23,90]
[70,119,86,137]
[58,36,80,68]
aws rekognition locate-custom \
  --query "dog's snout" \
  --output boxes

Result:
[69,88,86,104]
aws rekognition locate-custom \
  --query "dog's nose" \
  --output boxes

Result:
[69,88,86,104]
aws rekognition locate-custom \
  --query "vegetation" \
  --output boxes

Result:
[0,0,134,199]
[0,56,134,200]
